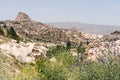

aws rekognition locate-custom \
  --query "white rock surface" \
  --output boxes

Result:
[0,41,48,63]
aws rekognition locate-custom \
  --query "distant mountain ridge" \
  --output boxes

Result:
[47,22,120,34]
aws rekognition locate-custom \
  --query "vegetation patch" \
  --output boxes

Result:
[7,27,21,42]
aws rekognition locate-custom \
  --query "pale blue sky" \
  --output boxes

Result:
[0,0,120,25]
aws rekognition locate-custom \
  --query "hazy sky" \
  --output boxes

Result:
[0,0,120,25]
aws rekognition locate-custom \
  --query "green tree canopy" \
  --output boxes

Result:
[7,27,20,42]
[0,27,4,35]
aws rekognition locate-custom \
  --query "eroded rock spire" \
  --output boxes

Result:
[15,12,31,22]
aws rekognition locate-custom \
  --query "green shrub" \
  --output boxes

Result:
[77,61,120,80]
[7,27,20,42]
[77,42,85,53]
[66,41,71,51]
[0,21,4,24]
[13,21,20,24]
[13,64,40,80]
[0,27,4,35]
[3,24,7,28]
[36,57,67,80]
[47,45,66,58]
[77,42,86,63]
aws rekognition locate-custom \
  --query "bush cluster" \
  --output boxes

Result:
[7,27,20,42]
[0,26,4,35]
[36,44,120,80]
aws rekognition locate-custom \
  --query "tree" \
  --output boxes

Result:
[3,24,7,28]
[77,42,86,63]
[66,41,71,51]
[7,27,20,42]
[86,39,89,45]
[0,27,4,35]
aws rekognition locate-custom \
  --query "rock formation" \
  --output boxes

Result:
[1,12,103,45]
[15,12,31,22]
[0,36,48,63]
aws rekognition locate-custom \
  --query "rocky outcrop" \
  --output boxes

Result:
[86,39,120,62]
[15,12,31,22]
[86,31,120,62]
[0,37,48,63]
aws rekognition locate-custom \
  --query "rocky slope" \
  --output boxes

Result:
[0,12,103,45]
[86,31,120,62]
